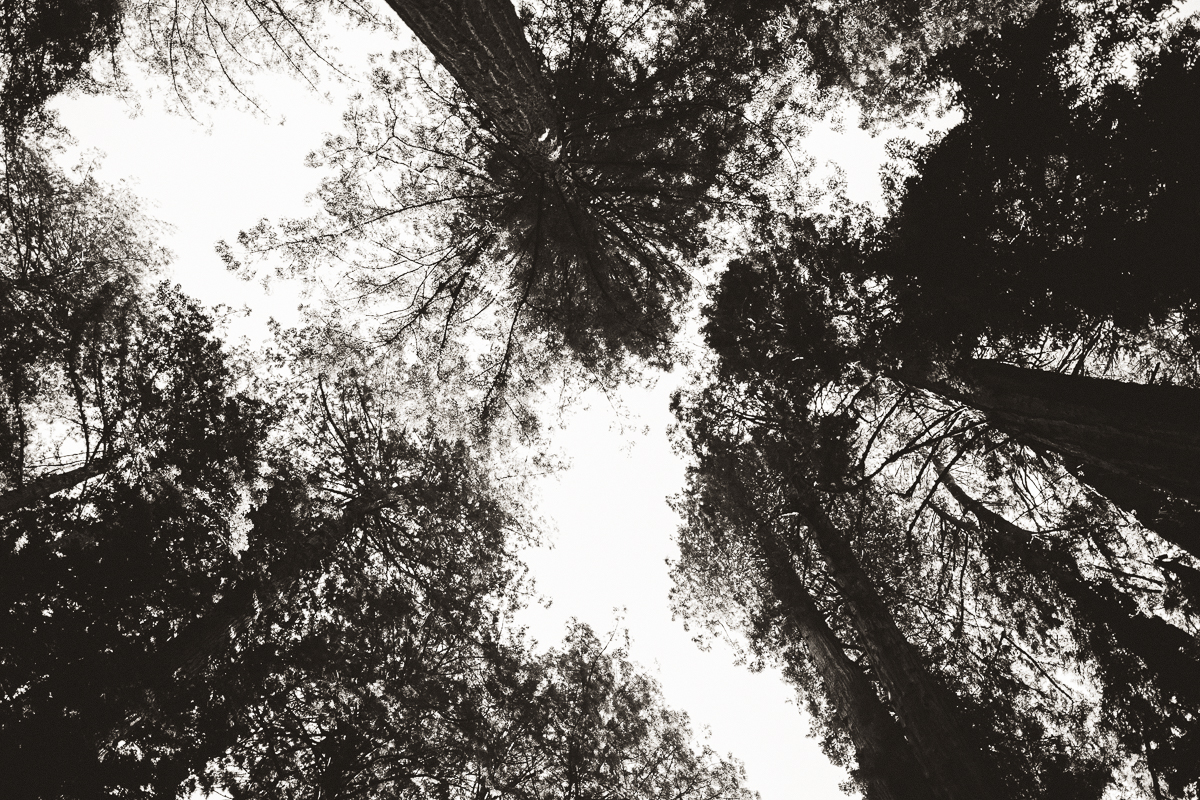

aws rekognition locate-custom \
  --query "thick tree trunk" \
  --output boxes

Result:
[382,0,563,174]
[1061,458,1200,561]
[939,472,1200,709]
[758,530,937,800]
[793,492,1004,800]
[904,359,1200,505]
[0,458,109,515]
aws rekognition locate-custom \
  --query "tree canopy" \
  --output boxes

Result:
[5,0,1200,797]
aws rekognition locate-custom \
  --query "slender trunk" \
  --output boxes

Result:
[382,0,563,173]
[793,492,1003,800]
[99,496,377,751]
[939,472,1200,709]
[758,529,937,800]
[903,359,1200,505]
[0,458,109,515]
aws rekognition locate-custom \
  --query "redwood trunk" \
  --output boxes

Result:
[794,494,1003,800]
[906,359,1200,505]
[1062,459,1200,561]
[940,473,1200,708]
[382,0,563,173]
[759,530,937,800]
[0,459,109,515]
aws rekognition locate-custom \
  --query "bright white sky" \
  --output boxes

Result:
[50,21,908,799]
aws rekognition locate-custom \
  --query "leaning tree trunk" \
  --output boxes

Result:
[939,471,1200,710]
[382,0,564,174]
[758,529,938,800]
[98,495,378,753]
[0,458,110,515]
[790,489,1005,800]
[1060,458,1200,561]
[904,359,1200,506]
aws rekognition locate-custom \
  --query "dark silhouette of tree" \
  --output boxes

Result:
[671,374,1122,798]
[933,466,1200,796]
[0,141,170,507]
[674,419,936,800]
[903,362,1200,510]
[0,0,120,134]
[0,286,275,798]
[683,207,1200,795]
[713,208,1200,560]
[211,616,754,800]
[676,200,1200,796]
[868,0,1200,354]
[228,0,775,427]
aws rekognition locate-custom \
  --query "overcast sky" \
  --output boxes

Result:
[50,31,905,799]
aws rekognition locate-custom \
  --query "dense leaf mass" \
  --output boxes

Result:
[6,0,1200,798]
[869,0,1200,356]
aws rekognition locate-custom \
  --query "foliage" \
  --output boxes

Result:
[0,0,121,133]
[0,140,168,490]
[226,0,782,428]
[869,0,1200,361]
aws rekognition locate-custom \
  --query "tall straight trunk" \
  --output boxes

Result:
[758,530,937,800]
[792,491,1004,800]
[904,359,1200,505]
[99,496,377,751]
[382,0,563,173]
[0,458,110,515]
[939,472,1200,709]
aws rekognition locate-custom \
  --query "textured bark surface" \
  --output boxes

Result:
[759,531,937,800]
[907,359,1200,505]
[0,459,110,515]
[383,0,563,173]
[941,472,1200,709]
[796,495,1004,800]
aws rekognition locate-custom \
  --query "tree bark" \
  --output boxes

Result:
[904,359,1200,506]
[382,0,563,174]
[758,529,938,800]
[791,490,1004,800]
[939,471,1200,709]
[0,458,110,515]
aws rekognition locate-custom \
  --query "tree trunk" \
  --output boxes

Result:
[758,529,937,800]
[0,458,109,515]
[939,471,1200,709]
[1061,458,1200,561]
[904,359,1200,505]
[792,491,1004,800]
[382,0,563,174]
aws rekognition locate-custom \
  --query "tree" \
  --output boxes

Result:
[708,210,1200,560]
[933,466,1200,796]
[676,213,1200,796]
[0,139,172,507]
[869,0,1200,354]
[0,0,120,134]
[211,616,755,800]
[903,361,1200,512]
[0,286,275,798]
[228,0,775,425]
[671,373,1124,798]
[674,419,935,800]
